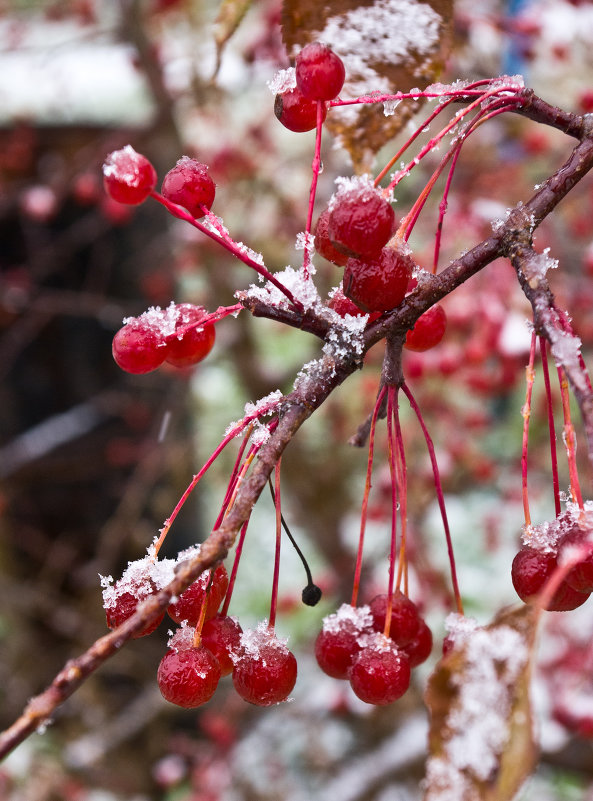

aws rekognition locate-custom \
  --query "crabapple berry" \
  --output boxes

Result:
[369,591,422,647]
[405,305,447,351]
[314,603,374,679]
[167,563,229,625]
[295,42,345,101]
[105,589,164,638]
[232,626,297,706]
[562,529,593,594]
[328,186,395,259]
[401,619,433,667]
[511,547,590,611]
[274,87,327,132]
[200,614,243,676]
[157,645,221,708]
[102,145,157,205]
[314,209,349,267]
[349,634,411,705]
[343,247,414,313]
[112,319,168,374]
[165,304,215,368]
[161,157,216,219]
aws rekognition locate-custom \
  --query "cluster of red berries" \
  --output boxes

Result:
[315,592,432,705]
[274,42,345,132]
[112,302,216,374]
[511,508,593,611]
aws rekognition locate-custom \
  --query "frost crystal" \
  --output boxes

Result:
[232,619,289,664]
[383,97,402,116]
[168,622,196,652]
[328,174,380,211]
[524,501,593,554]
[295,231,315,252]
[267,67,297,94]
[321,602,373,634]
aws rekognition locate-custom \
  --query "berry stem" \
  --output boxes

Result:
[351,384,387,607]
[521,332,537,528]
[213,427,255,530]
[384,387,399,638]
[402,383,463,615]
[192,571,213,647]
[539,337,561,517]
[150,191,304,311]
[303,100,326,280]
[221,519,249,617]
[269,458,282,630]
[557,366,584,510]
[394,401,409,596]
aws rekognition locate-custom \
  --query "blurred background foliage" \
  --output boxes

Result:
[1,0,593,798]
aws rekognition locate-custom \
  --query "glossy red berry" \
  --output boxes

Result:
[102,146,157,205]
[405,305,447,352]
[295,42,345,101]
[369,591,422,647]
[274,87,327,133]
[511,547,590,611]
[349,634,411,705]
[343,247,414,313]
[563,529,593,594]
[165,304,216,368]
[314,603,374,679]
[105,590,164,638]
[168,564,229,625]
[314,209,349,267]
[112,319,168,374]
[328,185,395,259]
[200,614,243,676]
[232,627,297,706]
[161,157,216,219]
[157,645,221,708]
[401,620,433,667]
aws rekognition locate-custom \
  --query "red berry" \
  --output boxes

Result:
[295,42,345,101]
[200,614,243,676]
[168,564,229,625]
[102,145,157,205]
[405,305,447,352]
[314,209,349,267]
[369,591,422,647]
[349,634,411,705]
[274,87,327,133]
[314,604,374,679]
[343,247,414,313]
[328,183,396,259]
[112,318,168,374]
[232,626,297,706]
[161,157,216,219]
[105,590,164,638]
[401,620,433,667]
[157,646,221,708]
[511,547,590,611]
[165,304,216,368]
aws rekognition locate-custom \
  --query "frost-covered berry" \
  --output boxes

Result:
[168,563,229,626]
[344,247,414,313]
[369,591,422,647]
[314,209,349,267]
[200,614,243,676]
[511,546,590,611]
[157,645,221,708]
[405,305,447,352]
[349,634,411,705]
[232,624,297,706]
[295,42,345,101]
[328,184,396,259]
[161,157,216,219]
[112,319,168,374]
[102,145,157,205]
[165,303,215,368]
[314,603,373,679]
[274,87,327,133]
[104,573,165,640]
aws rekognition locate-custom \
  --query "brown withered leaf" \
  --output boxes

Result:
[213,0,253,76]
[423,606,539,801]
[281,0,453,171]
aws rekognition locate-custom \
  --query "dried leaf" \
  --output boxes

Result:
[213,0,253,76]
[423,606,539,801]
[281,0,453,170]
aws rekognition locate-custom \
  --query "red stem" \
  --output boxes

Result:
[221,519,249,617]
[521,332,537,528]
[269,458,282,630]
[384,387,399,637]
[539,337,561,517]
[303,101,325,279]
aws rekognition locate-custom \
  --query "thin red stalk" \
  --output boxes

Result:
[171,303,243,340]
[394,402,408,596]
[433,144,462,273]
[192,570,213,647]
[557,366,584,509]
[384,387,399,638]
[539,337,561,516]
[403,383,463,614]
[269,458,282,630]
[351,384,387,607]
[212,431,255,530]
[521,333,537,528]
[150,192,303,311]
[303,100,325,279]
[221,518,249,616]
